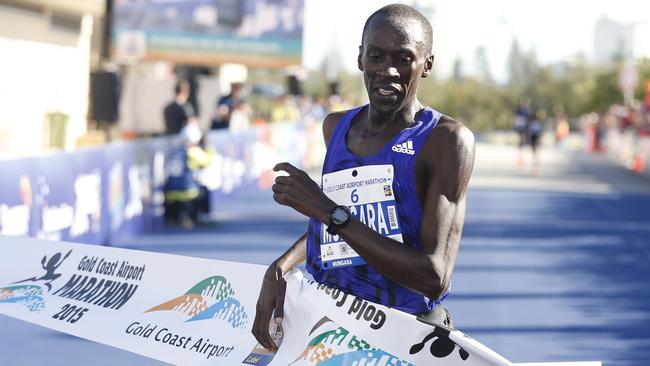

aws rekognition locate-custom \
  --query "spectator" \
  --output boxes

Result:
[229,100,252,133]
[553,107,570,145]
[270,94,300,123]
[164,122,214,228]
[513,99,531,166]
[528,110,545,175]
[163,79,196,135]
[211,82,244,130]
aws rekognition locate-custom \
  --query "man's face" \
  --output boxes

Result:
[358,18,433,115]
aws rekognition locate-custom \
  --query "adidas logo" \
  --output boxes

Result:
[391,140,415,155]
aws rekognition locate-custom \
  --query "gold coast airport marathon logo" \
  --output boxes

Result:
[124,275,248,361]
[286,317,414,366]
[3,249,145,327]
[0,250,72,312]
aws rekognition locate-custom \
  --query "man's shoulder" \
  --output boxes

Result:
[323,108,358,124]
[420,114,475,198]
[322,108,358,145]
[322,108,343,123]
[427,114,475,152]
[420,114,475,172]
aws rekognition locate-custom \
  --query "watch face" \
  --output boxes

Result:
[331,207,350,225]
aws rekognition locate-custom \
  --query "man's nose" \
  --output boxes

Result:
[377,63,399,78]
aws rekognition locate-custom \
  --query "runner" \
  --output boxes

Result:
[252,4,475,350]
[513,99,531,166]
[528,110,544,176]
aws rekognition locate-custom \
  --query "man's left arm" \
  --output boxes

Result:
[271,120,475,301]
[415,121,475,299]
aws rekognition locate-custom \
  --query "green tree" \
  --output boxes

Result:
[474,46,493,83]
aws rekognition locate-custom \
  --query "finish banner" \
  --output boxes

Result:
[0,235,511,365]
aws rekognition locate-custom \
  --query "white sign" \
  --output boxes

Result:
[0,235,262,365]
[0,235,594,365]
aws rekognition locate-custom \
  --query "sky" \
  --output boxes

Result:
[302,0,650,82]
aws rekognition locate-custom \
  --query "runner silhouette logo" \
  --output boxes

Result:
[11,250,72,291]
[0,249,72,312]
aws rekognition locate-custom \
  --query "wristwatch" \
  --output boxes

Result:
[326,205,352,235]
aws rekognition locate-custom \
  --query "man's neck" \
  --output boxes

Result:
[365,100,423,133]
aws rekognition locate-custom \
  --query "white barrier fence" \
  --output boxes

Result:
[0,235,600,365]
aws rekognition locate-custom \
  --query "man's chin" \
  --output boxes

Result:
[369,102,400,116]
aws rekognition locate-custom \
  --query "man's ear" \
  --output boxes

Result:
[357,45,364,71]
[421,55,434,78]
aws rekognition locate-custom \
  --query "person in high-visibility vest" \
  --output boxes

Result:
[164,123,214,229]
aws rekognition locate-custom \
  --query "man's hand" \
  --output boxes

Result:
[272,162,335,222]
[252,263,286,350]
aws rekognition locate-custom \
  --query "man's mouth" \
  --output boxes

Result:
[377,88,395,96]
[375,86,400,97]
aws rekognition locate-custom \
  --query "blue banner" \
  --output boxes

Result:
[0,122,324,245]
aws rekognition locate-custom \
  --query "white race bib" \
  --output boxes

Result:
[320,165,403,269]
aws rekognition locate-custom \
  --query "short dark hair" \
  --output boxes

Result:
[361,4,433,56]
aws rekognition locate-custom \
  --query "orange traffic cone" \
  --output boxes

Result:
[631,153,645,173]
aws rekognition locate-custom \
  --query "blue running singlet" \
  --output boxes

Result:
[306,105,443,314]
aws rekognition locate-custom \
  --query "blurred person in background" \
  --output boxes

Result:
[528,110,545,175]
[252,110,269,126]
[513,99,531,166]
[164,122,214,229]
[211,82,244,130]
[296,95,316,124]
[228,100,252,133]
[553,107,570,146]
[270,94,300,122]
[620,102,639,131]
[252,4,475,350]
[327,94,348,112]
[311,96,329,121]
[164,79,196,135]
[643,80,650,124]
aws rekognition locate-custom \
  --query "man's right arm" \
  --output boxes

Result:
[251,232,306,350]
[272,232,307,275]
[251,109,347,349]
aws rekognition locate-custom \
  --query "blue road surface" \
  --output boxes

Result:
[1,144,650,365]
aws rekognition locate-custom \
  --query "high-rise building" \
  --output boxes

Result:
[593,15,635,65]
